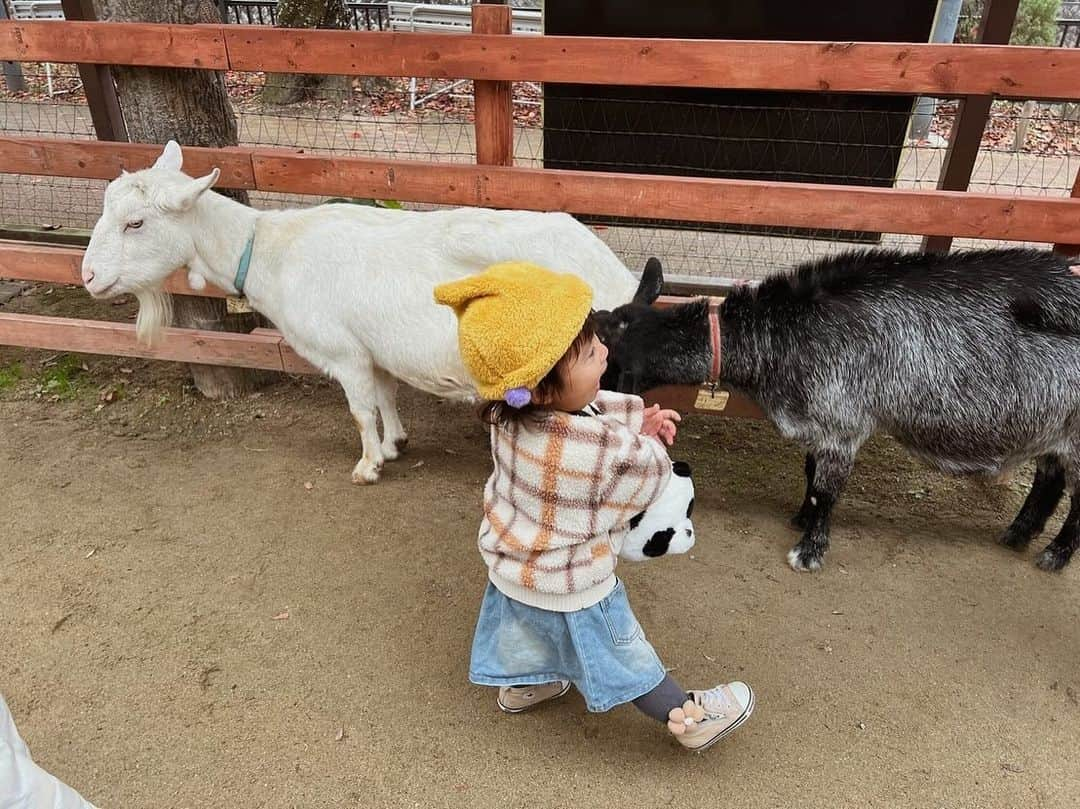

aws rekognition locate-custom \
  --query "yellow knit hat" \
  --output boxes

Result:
[434,261,593,402]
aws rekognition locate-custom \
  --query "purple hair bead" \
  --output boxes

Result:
[504,387,531,408]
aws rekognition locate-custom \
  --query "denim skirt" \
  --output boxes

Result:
[468,578,667,712]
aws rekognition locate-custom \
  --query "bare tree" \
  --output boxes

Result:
[95,0,271,399]
[261,0,352,105]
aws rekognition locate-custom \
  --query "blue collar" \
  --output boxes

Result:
[233,232,255,295]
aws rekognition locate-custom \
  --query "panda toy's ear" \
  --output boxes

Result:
[642,527,675,557]
[619,460,696,562]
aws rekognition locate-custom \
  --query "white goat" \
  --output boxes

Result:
[82,141,638,483]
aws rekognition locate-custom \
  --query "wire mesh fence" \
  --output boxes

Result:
[220,0,390,29]
[2,34,1079,282]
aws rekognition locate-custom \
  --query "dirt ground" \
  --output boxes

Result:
[1,290,1079,809]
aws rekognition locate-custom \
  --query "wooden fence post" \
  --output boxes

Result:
[1054,169,1080,257]
[922,0,1020,254]
[0,3,26,93]
[59,0,128,142]
[472,3,514,167]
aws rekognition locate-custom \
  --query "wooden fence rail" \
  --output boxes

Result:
[3,22,1080,100]
[4,137,1079,245]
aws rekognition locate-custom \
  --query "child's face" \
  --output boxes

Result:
[544,335,609,412]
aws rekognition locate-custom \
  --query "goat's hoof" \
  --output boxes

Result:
[351,460,383,485]
[787,545,823,572]
[1035,547,1068,572]
[999,527,1033,551]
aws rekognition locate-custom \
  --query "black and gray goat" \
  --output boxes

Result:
[596,249,1080,573]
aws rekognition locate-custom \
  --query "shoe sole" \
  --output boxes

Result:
[497,681,572,714]
[683,688,756,752]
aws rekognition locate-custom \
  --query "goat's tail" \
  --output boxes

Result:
[134,289,173,346]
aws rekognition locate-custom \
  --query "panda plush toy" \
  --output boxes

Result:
[620,460,696,562]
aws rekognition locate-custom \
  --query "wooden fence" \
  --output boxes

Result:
[2,7,1080,417]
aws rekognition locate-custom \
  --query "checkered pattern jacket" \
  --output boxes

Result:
[480,391,672,612]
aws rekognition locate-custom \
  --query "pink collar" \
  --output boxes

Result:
[708,301,721,384]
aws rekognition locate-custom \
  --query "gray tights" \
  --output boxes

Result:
[632,674,688,722]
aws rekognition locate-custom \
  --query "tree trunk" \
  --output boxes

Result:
[95,0,273,399]
[260,0,352,105]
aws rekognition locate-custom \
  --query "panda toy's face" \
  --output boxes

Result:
[621,461,696,562]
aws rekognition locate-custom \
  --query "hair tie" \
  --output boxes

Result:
[504,387,531,408]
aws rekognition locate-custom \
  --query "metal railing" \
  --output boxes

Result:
[219,1,389,31]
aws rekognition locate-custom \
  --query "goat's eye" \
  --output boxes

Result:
[124,220,143,231]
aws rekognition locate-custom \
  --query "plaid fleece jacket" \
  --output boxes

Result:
[480,391,672,612]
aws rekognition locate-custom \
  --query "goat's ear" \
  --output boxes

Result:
[593,309,628,347]
[165,168,220,211]
[633,257,664,305]
[153,140,184,172]
[593,309,611,341]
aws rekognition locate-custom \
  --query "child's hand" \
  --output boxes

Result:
[641,404,681,446]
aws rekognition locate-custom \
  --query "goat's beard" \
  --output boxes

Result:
[135,288,173,346]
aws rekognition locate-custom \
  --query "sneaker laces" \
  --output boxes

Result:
[695,685,739,718]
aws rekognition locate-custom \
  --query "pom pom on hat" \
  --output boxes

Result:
[504,387,532,408]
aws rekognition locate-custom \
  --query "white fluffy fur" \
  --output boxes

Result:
[82,141,639,483]
[620,462,696,562]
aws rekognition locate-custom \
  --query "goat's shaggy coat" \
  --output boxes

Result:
[597,249,1080,572]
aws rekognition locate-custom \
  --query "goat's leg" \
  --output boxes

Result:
[1035,455,1080,572]
[373,367,408,461]
[338,360,384,485]
[788,447,854,572]
[791,453,817,530]
[1000,455,1065,550]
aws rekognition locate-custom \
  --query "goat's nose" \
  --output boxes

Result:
[81,265,95,285]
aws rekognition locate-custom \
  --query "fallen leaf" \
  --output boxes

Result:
[51,613,71,633]
[303,481,314,491]
[335,726,346,741]
[198,665,221,690]
[272,610,290,621]
[410,460,425,469]
[702,653,715,662]
[85,547,96,558]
